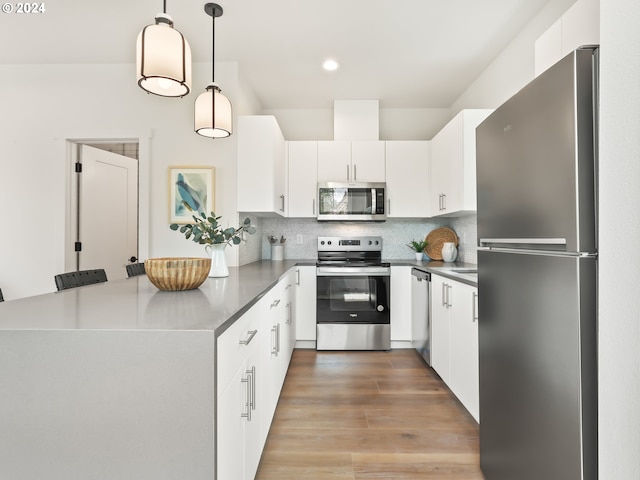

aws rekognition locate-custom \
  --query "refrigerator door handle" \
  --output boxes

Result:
[480,238,567,247]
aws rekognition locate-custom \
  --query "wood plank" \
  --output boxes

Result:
[352,453,484,479]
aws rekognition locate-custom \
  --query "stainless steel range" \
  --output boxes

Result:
[316,236,390,350]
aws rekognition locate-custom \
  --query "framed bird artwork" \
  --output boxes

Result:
[168,166,215,224]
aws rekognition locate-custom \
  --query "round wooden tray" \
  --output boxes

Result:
[425,227,458,260]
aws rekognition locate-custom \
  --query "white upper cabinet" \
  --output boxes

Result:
[237,115,286,215]
[350,141,386,183]
[385,141,430,218]
[535,0,600,76]
[317,141,385,183]
[430,109,493,217]
[288,141,318,218]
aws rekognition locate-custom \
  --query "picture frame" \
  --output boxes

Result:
[168,166,216,224]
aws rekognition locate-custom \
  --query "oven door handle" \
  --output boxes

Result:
[316,267,391,277]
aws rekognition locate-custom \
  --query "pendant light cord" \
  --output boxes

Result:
[163,0,167,14]
[211,12,216,82]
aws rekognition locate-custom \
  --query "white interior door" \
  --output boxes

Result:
[78,145,138,281]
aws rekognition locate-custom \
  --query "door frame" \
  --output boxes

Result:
[64,132,151,274]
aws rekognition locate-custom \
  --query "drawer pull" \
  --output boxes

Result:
[239,329,258,345]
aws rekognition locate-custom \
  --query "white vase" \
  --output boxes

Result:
[414,251,424,261]
[441,242,458,262]
[205,243,229,277]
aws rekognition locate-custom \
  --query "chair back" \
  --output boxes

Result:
[126,262,146,277]
[54,269,108,291]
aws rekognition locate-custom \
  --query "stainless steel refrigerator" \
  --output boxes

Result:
[476,46,598,480]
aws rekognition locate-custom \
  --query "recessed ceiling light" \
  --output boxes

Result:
[323,59,340,71]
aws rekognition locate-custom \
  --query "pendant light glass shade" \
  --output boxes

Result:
[136,13,192,97]
[195,3,232,138]
[195,83,232,138]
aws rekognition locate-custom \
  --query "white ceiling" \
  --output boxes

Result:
[0,0,571,109]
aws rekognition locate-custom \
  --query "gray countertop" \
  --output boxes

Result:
[0,260,312,333]
[0,258,476,333]
[386,259,479,287]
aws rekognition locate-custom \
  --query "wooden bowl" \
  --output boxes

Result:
[144,257,211,291]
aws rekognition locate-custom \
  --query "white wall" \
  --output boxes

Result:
[0,61,242,300]
[598,0,640,477]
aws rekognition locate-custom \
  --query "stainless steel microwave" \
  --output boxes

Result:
[317,182,386,221]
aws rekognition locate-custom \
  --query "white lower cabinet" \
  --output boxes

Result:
[294,266,317,344]
[217,270,298,479]
[217,306,262,480]
[390,266,412,345]
[430,274,479,422]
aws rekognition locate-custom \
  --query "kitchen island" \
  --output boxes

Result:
[0,260,306,480]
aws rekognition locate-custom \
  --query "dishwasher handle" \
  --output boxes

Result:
[411,268,431,282]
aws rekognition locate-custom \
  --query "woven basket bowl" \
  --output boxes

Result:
[144,257,211,291]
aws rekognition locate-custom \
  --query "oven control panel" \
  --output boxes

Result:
[318,236,382,251]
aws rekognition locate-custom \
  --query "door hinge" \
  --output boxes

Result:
[75,162,82,173]
[74,242,82,252]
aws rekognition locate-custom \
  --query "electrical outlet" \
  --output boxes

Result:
[296,234,303,244]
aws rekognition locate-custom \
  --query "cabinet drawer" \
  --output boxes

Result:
[217,306,261,395]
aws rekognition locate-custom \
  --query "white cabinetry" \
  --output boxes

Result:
[385,141,430,217]
[288,141,318,217]
[217,306,263,480]
[430,109,493,217]
[390,266,412,346]
[237,115,286,215]
[317,141,385,183]
[217,269,298,479]
[534,0,600,76]
[260,273,296,442]
[294,266,317,347]
[449,281,479,422]
[430,274,479,421]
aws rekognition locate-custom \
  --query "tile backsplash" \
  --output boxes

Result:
[239,214,478,265]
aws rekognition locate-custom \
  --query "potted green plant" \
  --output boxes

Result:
[407,239,428,261]
[170,208,256,277]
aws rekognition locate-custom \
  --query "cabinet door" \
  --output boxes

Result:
[288,142,318,217]
[390,266,412,342]
[429,128,449,216]
[385,141,430,217]
[217,363,246,480]
[237,115,285,214]
[448,282,479,422]
[351,141,385,182]
[430,275,450,383]
[295,266,317,342]
[430,110,492,217]
[281,272,296,371]
[273,127,287,216]
[244,346,263,480]
[317,141,351,182]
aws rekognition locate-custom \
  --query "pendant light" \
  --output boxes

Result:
[136,0,192,97]
[194,3,232,138]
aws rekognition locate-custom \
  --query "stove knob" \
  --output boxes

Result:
[320,240,325,245]
[327,240,332,245]
[377,305,385,312]
[375,240,379,245]
[368,240,372,245]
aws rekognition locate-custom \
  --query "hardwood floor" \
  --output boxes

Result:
[256,349,485,480]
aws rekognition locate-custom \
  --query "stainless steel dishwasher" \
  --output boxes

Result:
[411,268,431,365]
